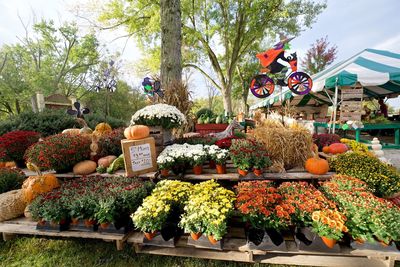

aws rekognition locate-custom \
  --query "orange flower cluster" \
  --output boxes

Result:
[235,181,295,229]
[278,182,337,225]
[311,209,348,233]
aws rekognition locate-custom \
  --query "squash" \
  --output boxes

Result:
[98,155,117,168]
[62,128,81,135]
[322,146,331,154]
[21,164,60,203]
[93,123,112,137]
[124,125,150,140]
[328,143,348,154]
[0,162,6,168]
[305,145,329,175]
[5,162,16,168]
[0,190,26,222]
[73,160,97,175]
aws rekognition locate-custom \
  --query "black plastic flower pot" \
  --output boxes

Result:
[36,219,70,232]
[245,227,286,251]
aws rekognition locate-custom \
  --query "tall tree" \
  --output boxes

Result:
[0,19,100,115]
[160,0,182,86]
[302,36,338,75]
[99,0,326,114]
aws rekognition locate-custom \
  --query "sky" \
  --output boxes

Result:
[0,0,400,106]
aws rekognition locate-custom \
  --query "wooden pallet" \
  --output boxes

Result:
[0,217,130,250]
[128,228,400,267]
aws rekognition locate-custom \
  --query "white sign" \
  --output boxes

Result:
[129,143,153,171]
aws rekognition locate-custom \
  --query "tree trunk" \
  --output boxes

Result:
[15,99,21,114]
[160,0,182,87]
[222,88,233,116]
[241,86,249,116]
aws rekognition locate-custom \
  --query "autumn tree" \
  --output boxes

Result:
[303,36,338,75]
[99,0,326,114]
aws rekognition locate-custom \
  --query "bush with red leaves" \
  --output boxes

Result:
[0,130,41,162]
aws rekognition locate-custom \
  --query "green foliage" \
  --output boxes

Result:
[195,108,214,119]
[329,152,400,197]
[0,20,100,116]
[85,114,127,129]
[192,96,225,116]
[0,168,25,194]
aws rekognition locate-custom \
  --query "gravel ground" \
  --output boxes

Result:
[383,149,400,170]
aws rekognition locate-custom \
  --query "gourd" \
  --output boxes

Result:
[305,145,329,175]
[204,116,210,124]
[73,160,97,175]
[197,115,204,124]
[5,162,16,168]
[77,118,93,135]
[21,164,60,203]
[215,115,222,124]
[93,123,112,137]
[107,154,125,174]
[327,143,348,154]
[62,128,81,135]
[124,125,150,140]
[98,155,117,168]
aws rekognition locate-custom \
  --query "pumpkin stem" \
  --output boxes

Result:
[30,163,42,176]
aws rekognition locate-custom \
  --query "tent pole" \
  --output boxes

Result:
[332,78,339,134]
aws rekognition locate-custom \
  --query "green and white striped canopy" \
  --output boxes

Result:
[250,48,400,110]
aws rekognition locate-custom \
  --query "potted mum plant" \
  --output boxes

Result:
[157,154,175,177]
[95,197,119,231]
[189,145,207,175]
[230,139,253,176]
[0,130,41,168]
[211,148,229,174]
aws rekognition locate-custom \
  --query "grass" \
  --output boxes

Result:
[0,237,290,267]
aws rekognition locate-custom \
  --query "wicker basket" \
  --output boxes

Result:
[0,189,26,222]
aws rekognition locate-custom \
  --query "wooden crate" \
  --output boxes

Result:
[121,137,157,177]
[0,217,131,250]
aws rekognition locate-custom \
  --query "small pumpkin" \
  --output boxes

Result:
[22,164,60,203]
[73,160,97,175]
[5,162,16,168]
[322,146,330,154]
[93,123,112,137]
[62,128,81,135]
[328,143,348,154]
[305,145,329,175]
[124,125,150,140]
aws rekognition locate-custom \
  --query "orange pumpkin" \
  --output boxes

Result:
[305,145,329,175]
[5,162,16,168]
[21,164,60,203]
[0,162,6,168]
[124,125,150,140]
[322,146,330,154]
[328,143,348,154]
[93,123,112,137]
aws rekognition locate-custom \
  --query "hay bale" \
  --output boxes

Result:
[250,119,312,170]
[0,189,26,222]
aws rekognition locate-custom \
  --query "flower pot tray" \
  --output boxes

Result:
[351,241,399,252]
[245,229,287,251]
[294,227,340,253]
[187,234,223,250]
[69,220,98,232]
[36,221,69,232]
[143,232,176,248]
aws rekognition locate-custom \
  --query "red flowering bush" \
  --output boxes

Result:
[278,182,338,227]
[0,130,41,163]
[313,133,341,151]
[24,133,91,172]
[230,139,271,170]
[235,181,295,229]
[97,128,125,157]
[215,136,240,149]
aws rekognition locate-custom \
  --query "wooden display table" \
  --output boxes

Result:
[314,122,400,149]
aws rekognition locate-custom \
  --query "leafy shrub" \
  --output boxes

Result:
[0,110,127,137]
[174,135,217,146]
[85,114,127,129]
[313,133,341,151]
[0,131,41,162]
[97,128,125,157]
[329,152,400,197]
[0,168,25,194]
[24,134,91,172]
[196,108,214,119]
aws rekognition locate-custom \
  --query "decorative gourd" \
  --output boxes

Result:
[93,123,112,137]
[124,125,150,140]
[5,162,16,168]
[215,115,222,124]
[98,155,117,168]
[305,145,329,175]
[21,164,60,203]
[328,143,348,154]
[62,128,81,135]
[77,118,93,135]
[322,146,331,154]
[73,160,97,175]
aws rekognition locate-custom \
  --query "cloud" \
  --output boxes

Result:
[374,34,400,53]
